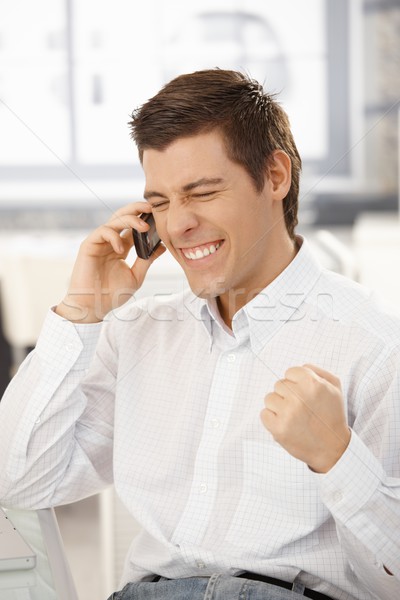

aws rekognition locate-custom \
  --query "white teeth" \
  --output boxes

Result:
[183,242,221,260]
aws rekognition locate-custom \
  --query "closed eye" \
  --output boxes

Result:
[191,191,217,199]
[150,190,219,210]
[151,200,169,211]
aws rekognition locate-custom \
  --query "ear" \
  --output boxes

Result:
[267,150,292,201]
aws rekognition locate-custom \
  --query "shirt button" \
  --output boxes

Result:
[333,491,343,503]
[210,418,220,429]
[65,343,75,352]
[197,561,206,569]
[227,353,236,363]
[35,417,41,424]
[199,484,208,494]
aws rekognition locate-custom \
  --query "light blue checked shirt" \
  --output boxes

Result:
[1,238,399,600]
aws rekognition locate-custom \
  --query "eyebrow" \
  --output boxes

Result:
[144,177,224,200]
[182,177,224,192]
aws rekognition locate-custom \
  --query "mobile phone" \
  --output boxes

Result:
[132,212,161,259]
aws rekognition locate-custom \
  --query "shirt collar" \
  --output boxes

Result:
[192,236,323,353]
[242,235,322,353]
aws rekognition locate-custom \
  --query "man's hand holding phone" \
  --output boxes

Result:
[55,202,165,323]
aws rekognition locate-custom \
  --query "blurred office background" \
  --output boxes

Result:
[0,0,399,598]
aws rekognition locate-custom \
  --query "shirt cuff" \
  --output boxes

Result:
[314,430,386,523]
[35,307,103,371]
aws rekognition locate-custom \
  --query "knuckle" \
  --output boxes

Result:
[284,367,295,378]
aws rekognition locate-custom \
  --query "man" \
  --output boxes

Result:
[0,70,399,600]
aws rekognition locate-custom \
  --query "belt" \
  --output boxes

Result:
[153,572,333,599]
[237,572,333,600]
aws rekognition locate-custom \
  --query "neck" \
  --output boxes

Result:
[217,236,299,329]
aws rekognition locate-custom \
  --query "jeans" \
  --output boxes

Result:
[107,573,309,599]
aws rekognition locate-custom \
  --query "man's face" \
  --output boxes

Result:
[142,129,289,318]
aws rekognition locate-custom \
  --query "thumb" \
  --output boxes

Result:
[131,242,166,283]
[302,363,342,390]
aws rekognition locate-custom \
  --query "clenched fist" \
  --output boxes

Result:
[260,364,351,473]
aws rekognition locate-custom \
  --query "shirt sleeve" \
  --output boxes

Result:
[0,308,116,509]
[315,347,400,600]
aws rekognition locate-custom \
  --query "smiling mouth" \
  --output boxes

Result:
[181,240,223,261]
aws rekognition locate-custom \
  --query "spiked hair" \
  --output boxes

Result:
[129,69,301,238]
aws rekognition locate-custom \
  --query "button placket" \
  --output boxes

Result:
[171,347,243,548]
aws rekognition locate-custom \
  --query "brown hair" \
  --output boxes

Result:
[129,69,301,238]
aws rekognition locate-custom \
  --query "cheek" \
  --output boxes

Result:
[233,225,259,258]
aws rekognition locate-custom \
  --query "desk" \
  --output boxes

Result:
[0,508,78,600]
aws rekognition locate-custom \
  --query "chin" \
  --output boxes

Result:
[187,278,227,300]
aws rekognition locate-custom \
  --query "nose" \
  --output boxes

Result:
[166,200,200,241]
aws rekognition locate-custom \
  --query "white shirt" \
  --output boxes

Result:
[0,238,399,600]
